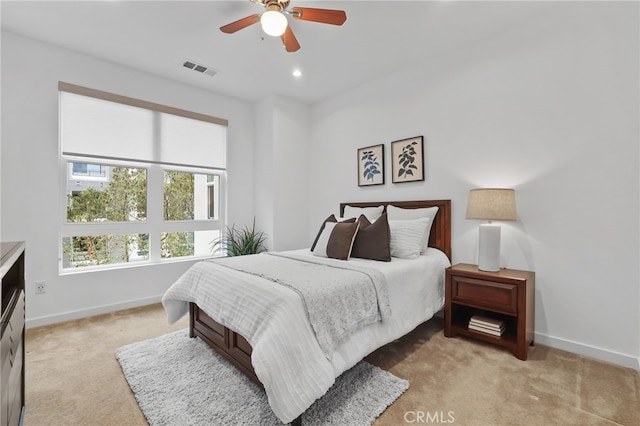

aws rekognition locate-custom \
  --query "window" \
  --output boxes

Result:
[59,82,227,272]
[67,163,147,223]
[161,170,220,260]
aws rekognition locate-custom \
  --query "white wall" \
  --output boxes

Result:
[1,32,256,326]
[254,95,310,251]
[308,2,639,369]
[254,98,276,250]
[271,96,310,250]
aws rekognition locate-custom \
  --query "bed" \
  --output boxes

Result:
[162,199,451,424]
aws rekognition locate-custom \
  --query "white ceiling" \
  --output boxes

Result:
[1,0,553,104]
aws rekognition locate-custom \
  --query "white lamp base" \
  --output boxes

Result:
[478,223,501,272]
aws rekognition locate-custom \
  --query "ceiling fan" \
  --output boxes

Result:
[220,0,347,52]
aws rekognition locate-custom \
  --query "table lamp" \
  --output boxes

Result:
[465,188,517,271]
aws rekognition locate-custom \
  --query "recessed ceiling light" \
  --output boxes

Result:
[292,69,302,78]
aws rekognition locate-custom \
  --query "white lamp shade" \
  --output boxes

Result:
[466,188,516,221]
[261,10,288,36]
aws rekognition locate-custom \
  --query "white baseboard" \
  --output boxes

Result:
[26,295,163,329]
[535,331,640,371]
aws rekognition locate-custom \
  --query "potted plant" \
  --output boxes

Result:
[210,219,268,256]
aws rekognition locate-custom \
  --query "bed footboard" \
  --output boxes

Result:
[190,303,305,424]
[189,303,261,387]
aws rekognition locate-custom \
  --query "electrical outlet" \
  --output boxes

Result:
[35,280,46,294]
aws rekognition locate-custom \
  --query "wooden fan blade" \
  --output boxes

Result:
[290,7,347,25]
[220,14,261,34]
[280,25,300,52]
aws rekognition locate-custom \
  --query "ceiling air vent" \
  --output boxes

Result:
[182,59,218,77]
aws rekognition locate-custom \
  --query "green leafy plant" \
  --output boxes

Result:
[210,219,268,256]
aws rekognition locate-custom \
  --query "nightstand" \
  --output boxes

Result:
[444,263,535,360]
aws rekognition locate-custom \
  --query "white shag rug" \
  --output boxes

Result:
[115,329,408,426]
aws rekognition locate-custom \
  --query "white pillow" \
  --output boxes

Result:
[387,205,438,253]
[388,218,430,259]
[343,205,383,223]
[387,205,438,221]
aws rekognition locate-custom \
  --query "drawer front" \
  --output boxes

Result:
[7,342,24,426]
[452,276,518,314]
[10,291,25,329]
[8,338,23,390]
[1,335,12,388]
[9,292,25,352]
[0,326,12,364]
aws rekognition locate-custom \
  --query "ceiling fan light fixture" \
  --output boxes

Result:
[219,0,346,53]
[260,10,288,37]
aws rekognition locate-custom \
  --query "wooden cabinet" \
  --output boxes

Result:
[444,263,534,360]
[1,242,25,426]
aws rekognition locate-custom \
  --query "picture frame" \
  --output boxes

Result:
[391,136,424,183]
[357,144,384,186]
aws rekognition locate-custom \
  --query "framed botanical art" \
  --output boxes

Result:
[391,136,424,183]
[357,144,384,186]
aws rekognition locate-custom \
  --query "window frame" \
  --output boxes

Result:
[58,83,228,274]
[60,157,227,273]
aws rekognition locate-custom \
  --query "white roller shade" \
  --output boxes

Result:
[60,88,227,169]
[160,113,226,169]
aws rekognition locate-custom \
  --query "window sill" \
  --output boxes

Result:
[58,254,223,276]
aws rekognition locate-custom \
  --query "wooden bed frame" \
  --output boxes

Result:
[189,199,452,393]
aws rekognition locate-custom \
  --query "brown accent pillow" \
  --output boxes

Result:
[351,212,391,262]
[310,214,356,251]
[312,221,360,260]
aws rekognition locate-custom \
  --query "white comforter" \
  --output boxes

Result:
[162,248,450,424]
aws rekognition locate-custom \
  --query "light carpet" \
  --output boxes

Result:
[115,329,409,426]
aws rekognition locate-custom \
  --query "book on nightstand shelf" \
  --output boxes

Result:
[469,315,505,337]
[469,323,504,336]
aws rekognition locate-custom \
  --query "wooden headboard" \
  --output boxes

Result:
[340,200,452,261]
